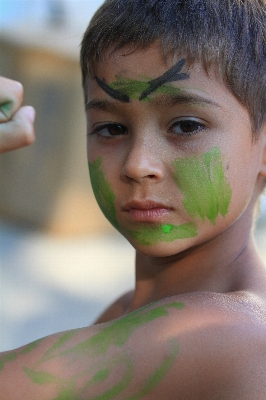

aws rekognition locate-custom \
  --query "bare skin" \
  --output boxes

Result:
[1,43,266,399]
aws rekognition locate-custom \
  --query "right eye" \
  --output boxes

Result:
[90,123,128,138]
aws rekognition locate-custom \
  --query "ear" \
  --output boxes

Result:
[259,123,266,178]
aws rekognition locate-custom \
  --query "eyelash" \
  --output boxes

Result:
[89,123,127,139]
[89,118,206,139]
[168,118,206,136]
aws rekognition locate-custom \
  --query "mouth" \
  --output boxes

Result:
[122,200,173,223]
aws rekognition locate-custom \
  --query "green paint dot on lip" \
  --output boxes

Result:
[162,224,173,234]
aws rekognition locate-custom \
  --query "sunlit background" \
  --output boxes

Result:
[0,0,265,352]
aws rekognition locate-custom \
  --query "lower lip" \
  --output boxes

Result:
[127,208,170,222]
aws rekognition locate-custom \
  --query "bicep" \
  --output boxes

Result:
[0,299,240,400]
[0,300,188,399]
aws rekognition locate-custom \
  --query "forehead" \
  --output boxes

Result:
[94,44,174,80]
[86,43,248,118]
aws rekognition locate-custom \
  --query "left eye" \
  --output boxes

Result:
[169,119,205,135]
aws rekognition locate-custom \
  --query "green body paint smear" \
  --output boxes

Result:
[88,157,197,245]
[23,367,59,385]
[89,157,119,230]
[89,358,134,400]
[39,331,76,364]
[59,302,184,360]
[23,302,184,400]
[173,147,232,225]
[0,352,18,372]
[109,76,182,101]
[127,338,179,400]
[21,338,44,354]
[90,368,110,385]
[53,378,77,400]
[129,223,197,246]
[54,384,76,400]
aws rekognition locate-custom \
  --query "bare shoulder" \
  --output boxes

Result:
[94,289,134,323]
[1,291,266,399]
[160,290,266,399]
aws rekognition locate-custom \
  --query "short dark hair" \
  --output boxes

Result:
[80,0,266,134]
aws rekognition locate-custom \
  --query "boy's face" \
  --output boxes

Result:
[86,42,265,257]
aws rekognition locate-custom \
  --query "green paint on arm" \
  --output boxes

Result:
[127,338,180,400]
[0,352,18,372]
[89,157,119,230]
[39,331,77,364]
[20,302,184,399]
[128,223,197,246]
[173,147,232,225]
[91,368,110,384]
[21,338,44,354]
[89,357,134,400]
[52,379,77,400]
[23,367,59,385]
[52,302,184,361]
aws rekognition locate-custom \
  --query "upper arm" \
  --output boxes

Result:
[0,297,263,400]
[0,300,199,399]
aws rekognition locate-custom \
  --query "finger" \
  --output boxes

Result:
[0,106,35,153]
[0,77,24,122]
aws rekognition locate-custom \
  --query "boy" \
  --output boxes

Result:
[1,0,266,398]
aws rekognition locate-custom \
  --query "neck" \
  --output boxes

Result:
[130,216,266,311]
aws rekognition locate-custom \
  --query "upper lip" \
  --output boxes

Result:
[122,200,173,211]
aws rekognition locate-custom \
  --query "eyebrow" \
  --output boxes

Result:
[152,93,221,108]
[86,93,221,111]
[86,99,120,112]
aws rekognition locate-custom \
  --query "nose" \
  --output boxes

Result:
[121,136,164,183]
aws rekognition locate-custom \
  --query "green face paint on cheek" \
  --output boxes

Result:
[173,147,232,225]
[88,157,198,245]
[89,157,119,230]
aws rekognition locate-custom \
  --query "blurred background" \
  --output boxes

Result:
[0,0,265,352]
[0,0,134,352]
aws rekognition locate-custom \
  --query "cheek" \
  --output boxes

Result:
[226,145,261,215]
[88,157,119,230]
[173,147,232,225]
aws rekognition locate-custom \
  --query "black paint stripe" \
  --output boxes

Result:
[139,59,189,100]
[95,77,130,103]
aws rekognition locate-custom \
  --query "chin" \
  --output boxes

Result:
[129,237,197,258]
